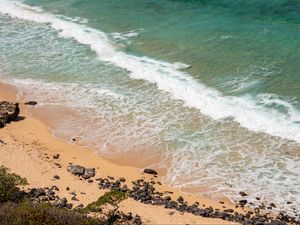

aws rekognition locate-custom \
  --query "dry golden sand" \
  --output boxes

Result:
[0,82,241,224]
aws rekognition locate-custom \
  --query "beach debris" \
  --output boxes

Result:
[67,164,85,176]
[24,101,37,106]
[0,101,20,128]
[143,168,158,175]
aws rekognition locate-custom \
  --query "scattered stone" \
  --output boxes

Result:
[52,154,60,159]
[71,196,79,201]
[53,175,60,180]
[66,203,73,209]
[239,199,247,206]
[66,187,70,191]
[239,191,247,197]
[143,168,158,175]
[77,204,84,208]
[24,101,37,106]
[177,196,184,203]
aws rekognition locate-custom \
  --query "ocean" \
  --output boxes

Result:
[0,0,299,216]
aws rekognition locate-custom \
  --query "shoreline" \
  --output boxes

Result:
[0,82,240,224]
[0,81,296,224]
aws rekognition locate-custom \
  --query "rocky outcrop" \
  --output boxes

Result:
[0,101,20,128]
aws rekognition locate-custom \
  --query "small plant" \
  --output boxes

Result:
[0,166,28,203]
[85,190,127,213]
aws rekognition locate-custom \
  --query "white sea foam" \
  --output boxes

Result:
[0,0,300,144]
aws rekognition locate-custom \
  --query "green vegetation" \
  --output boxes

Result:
[0,166,28,203]
[85,190,127,213]
[0,166,136,225]
[0,201,102,225]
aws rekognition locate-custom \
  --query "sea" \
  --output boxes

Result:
[0,0,299,217]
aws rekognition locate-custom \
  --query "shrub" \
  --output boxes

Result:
[0,166,28,203]
[85,190,127,213]
[0,201,102,225]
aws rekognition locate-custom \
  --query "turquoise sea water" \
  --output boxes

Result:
[0,0,299,216]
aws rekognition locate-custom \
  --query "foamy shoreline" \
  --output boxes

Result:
[0,82,240,224]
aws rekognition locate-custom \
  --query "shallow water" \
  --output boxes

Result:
[0,0,299,217]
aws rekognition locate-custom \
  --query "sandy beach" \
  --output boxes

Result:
[0,82,244,224]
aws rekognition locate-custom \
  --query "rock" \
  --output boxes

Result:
[67,164,85,176]
[0,101,20,127]
[119,177,126,182]
[59,197,67,207]
[239,191,247,197]
[77,204,84,208]
[270,220,286,225]
[24,101,37,106]
[66,187,70,191]
[52,154,60,159]
[177,196,184,203]
[53,175,60,180]
[224,209,234,213]
[66,203,73,209]
[82,168,96,179]
[239,199,247,206]
[71,196,79,201]
[143,168,158,175]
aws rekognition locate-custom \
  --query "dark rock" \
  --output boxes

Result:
[239,199,247,206]
[24,101,37,106]
[67,164,85,176]
[60,197,67,207]
[270,220,286,225]
[143,168,158,175]
[77,204,84,208]
[82,168,96,179]
[66,203,73,209]
[71,196,79,201]
[66,187,70,191]
[52,154,60,159]
[0,101,20,127]
[53,175,60,180]
[177,196,184,203]
[224,209,234,213]
[239,191,247,197]
[119,177,126,182]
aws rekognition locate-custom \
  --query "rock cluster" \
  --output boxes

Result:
[67,164,96,179]
[26,187,73,209]
[0,101,20,128]
[96,176,298,225]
